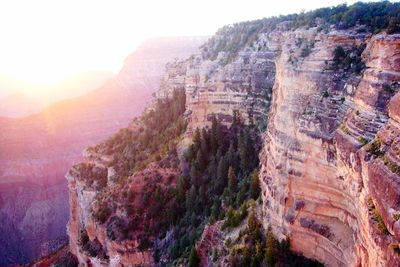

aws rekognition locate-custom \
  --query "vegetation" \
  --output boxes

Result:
[93,200,111,223]
[87,89,187,248]
[358,136,369,146]
[365,138,383,157]
[166,114,263,263]
[322,90,329,98]
[382,156,400,176]
[75,163,107,189]
[225,209,323,267]
[201,2,400,62]
[368,197,389,235]
[92,88,187,177]
[331,45,365,74]
[222,202,248,230]
[188,247,200,267]
[365,137,400,175]
[339,123,350,135]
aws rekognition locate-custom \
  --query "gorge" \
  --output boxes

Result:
[34,2,400,266]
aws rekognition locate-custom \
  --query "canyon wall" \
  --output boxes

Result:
[158,40,276,134]
[260,28,400,266]
[65,22,400,266]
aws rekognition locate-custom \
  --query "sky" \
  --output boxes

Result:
[0,0,367,89]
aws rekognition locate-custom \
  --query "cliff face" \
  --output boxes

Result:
[66,161,176,266]
[260,29,400,266]
[65,21,400,267]
[159,43,275,135]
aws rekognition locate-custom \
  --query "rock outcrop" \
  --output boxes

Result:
[158,44,275,135]
[259,28,400,266]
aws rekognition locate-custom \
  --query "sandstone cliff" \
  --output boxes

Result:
[259,29,400,266]
[65,3,400,266]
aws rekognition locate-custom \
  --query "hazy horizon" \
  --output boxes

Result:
[0,0,366,92]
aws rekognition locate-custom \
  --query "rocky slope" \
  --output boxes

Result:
[65,3,400,266]
[0,36,205,266]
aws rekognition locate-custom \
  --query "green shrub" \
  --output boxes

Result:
[339,124,350,135]
[358,137,369,146]
[382,156,400,175]
[368,197,389,235]
[365,138,383,157]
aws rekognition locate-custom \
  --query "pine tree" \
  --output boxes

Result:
[206,156,217,181]
[186,185,197,211]
[193,128,201,152]
[211,200,220,221]
[228,166,237,193]
[195,149,207,172]
[216,157,228,194]
[250,170,261,200]
[188,247,200,267]
[264,227,278,266]
[177,176,186,202]
[226,144,237,170]
[198,185,206,209]
[190,164,200,187]
[200,128,210,156]
[248,210,257,232]
[238,132,248,173]
[211,116,219,153]
[232,110,241,126]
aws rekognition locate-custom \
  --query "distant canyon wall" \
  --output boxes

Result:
[0,36,206,266]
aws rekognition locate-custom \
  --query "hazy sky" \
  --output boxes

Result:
[0,0,368,85]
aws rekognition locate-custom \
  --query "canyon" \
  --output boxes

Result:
[0,36,205,266]
[37,2,400,267]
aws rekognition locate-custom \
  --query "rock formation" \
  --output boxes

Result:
[65,3,400,266]
[259,29,400,266]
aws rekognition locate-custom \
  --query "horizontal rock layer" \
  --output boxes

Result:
[260,30,400,266]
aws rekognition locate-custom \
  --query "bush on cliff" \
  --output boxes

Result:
[331,44,365,74]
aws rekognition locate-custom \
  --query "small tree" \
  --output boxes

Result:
[228,166,237,193]
[264,228,279,266]
[333,46,346,66]
[189,246,200,267]
[250,171,261,200]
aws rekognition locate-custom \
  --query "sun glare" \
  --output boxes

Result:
[0,0,358,90]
